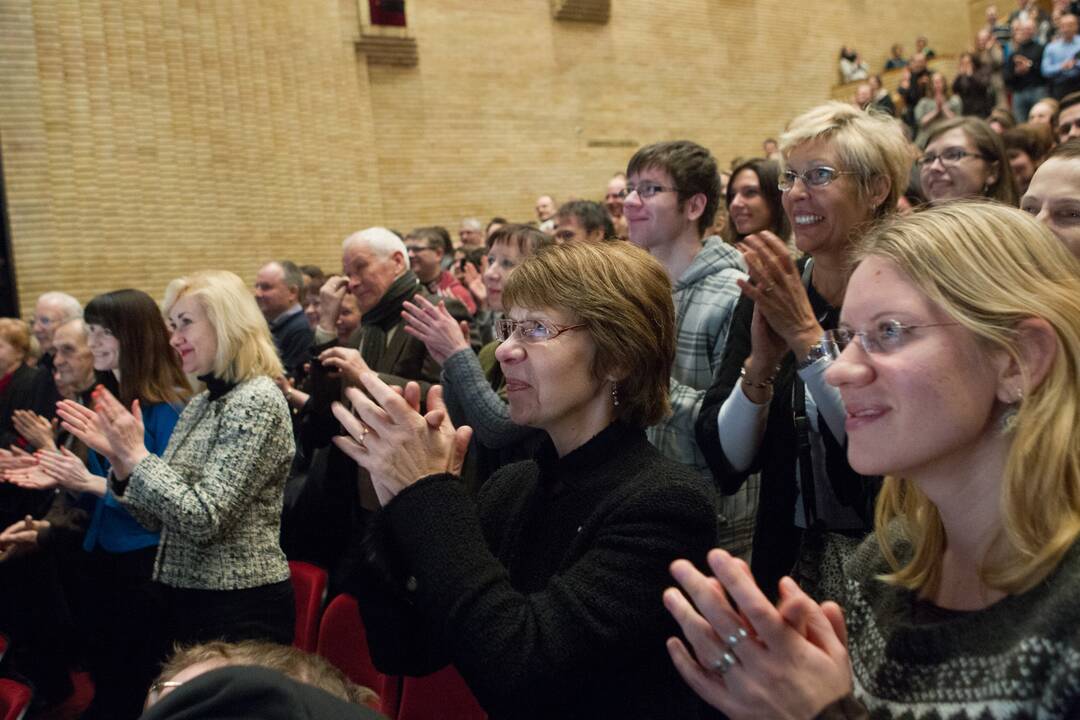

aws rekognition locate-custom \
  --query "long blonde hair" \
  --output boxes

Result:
[857,201,1080,594]
[163,270,283,383]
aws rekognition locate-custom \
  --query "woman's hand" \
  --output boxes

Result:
[90,387,149,478]
[37,447,107,497]
[737,232,823,362]
[12,410,57,452]
[3,464,58,492]
[663,549,852,720]
[275,375,309,410]
[318,347,371,388]
[0,515,48,562]
[0,446,37,472]
[401,295,471,365]
[57,399,113,459]
[331,372,472,505]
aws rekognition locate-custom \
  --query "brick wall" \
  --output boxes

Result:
[1,0,972,313]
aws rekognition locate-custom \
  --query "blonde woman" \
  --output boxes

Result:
[666,202,1080,716]
[59,270,296,653]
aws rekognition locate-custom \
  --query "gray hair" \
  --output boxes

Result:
[37,292,82,321]
[461,217,482,231]
[342,227,407,260]
[53,316,88,342]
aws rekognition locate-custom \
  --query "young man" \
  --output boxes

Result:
[624,140,754,557]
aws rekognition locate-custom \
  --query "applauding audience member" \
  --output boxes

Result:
[402,224,553,488]
[666,201,1080,718]
[60,271,297,654]
[696,102,912,595]
[724,158,790,244]
[337,241,716,719]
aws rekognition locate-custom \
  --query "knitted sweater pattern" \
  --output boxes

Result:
[815,530,1080,718]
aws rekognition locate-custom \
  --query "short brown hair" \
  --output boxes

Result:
[485,223,554,255]
[626,140,721,236]
[1002,123,1054,164]
[501,241,675,427]
[154,640,376,706]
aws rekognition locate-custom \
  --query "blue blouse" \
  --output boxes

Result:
[82,401,182,553]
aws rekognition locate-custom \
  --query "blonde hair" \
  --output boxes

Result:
[163,270,283,383]
[155,640,376,706]
[780,101,915,217]
[856,201,1080,594]
[501,240,675,428]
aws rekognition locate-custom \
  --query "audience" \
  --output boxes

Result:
[696,101,912,597]
[666,201,1080,717]
[8,25,1080,718]
[918,117,1018,205]
[336,240,716,719]
[1022,138,1080,257]
[59,271,297,660]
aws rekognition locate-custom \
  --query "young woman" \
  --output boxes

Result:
[666,202,1080,717]
[723,158,790,244]
[337,241,716,719]
[918,116,1018,205]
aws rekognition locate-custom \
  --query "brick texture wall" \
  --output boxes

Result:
[1,0,972,313]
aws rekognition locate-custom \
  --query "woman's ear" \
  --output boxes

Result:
[994,318,1058,403]
[868,174,892,212]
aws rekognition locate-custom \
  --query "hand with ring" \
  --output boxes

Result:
[331,372,472,507]
[663,549,852,718]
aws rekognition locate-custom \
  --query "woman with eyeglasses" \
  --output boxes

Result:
[402,224,553,488]
[666,201,1080,718]
[334,240,716,719]
[918,116,1018,205]
[695,102,913,597]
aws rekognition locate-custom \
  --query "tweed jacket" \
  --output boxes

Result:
[120,375,293,590]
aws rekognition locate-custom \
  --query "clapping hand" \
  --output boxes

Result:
[331,372,472,506]
[12,410,57,452]
[38,447,107,497]
[89,387,149,478]
[0,515,48,562]
[401,295,471,365]
[663,549,852,719]
[0,446,36,472]
[3,463,57,492]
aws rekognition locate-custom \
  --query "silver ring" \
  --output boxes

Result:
[357,423,368,447]
[726,627,749,647]
[710,652,738,673]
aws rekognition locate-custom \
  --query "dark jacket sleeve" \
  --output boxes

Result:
[0,364,41,449]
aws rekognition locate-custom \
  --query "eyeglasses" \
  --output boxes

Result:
[824,320,959,357]
[916,147,988,168]
[494,318,587,343]
[146,679,184,706]
[777,166,857,192]
[405,244,438,254]
[620,182,679,200]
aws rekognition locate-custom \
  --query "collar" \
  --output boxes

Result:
[535,421,638,493]
[268,304,304,329]
[198,373,238,401]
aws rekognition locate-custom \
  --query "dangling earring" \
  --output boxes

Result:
[1000,387,1023,433]
[611,382,620,407]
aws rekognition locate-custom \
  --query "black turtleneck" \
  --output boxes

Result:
[198,374,238,401]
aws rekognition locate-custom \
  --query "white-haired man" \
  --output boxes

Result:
[29,292,82,420]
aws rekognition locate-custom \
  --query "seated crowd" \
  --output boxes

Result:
[2,86,1080,720]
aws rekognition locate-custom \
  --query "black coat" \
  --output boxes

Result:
[351,422,716,720]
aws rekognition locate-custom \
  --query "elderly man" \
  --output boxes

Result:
[255,260,313,376]
[458,218,484,249]
[1043,13,1080,99]
[623,140,752,557]
[285,228,467,589]
[553,200,614,243]
[22,292,81,424]
[535,195,556,232]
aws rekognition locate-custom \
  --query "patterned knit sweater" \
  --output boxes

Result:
[813,529,1080,718]
[119,375,294,590]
